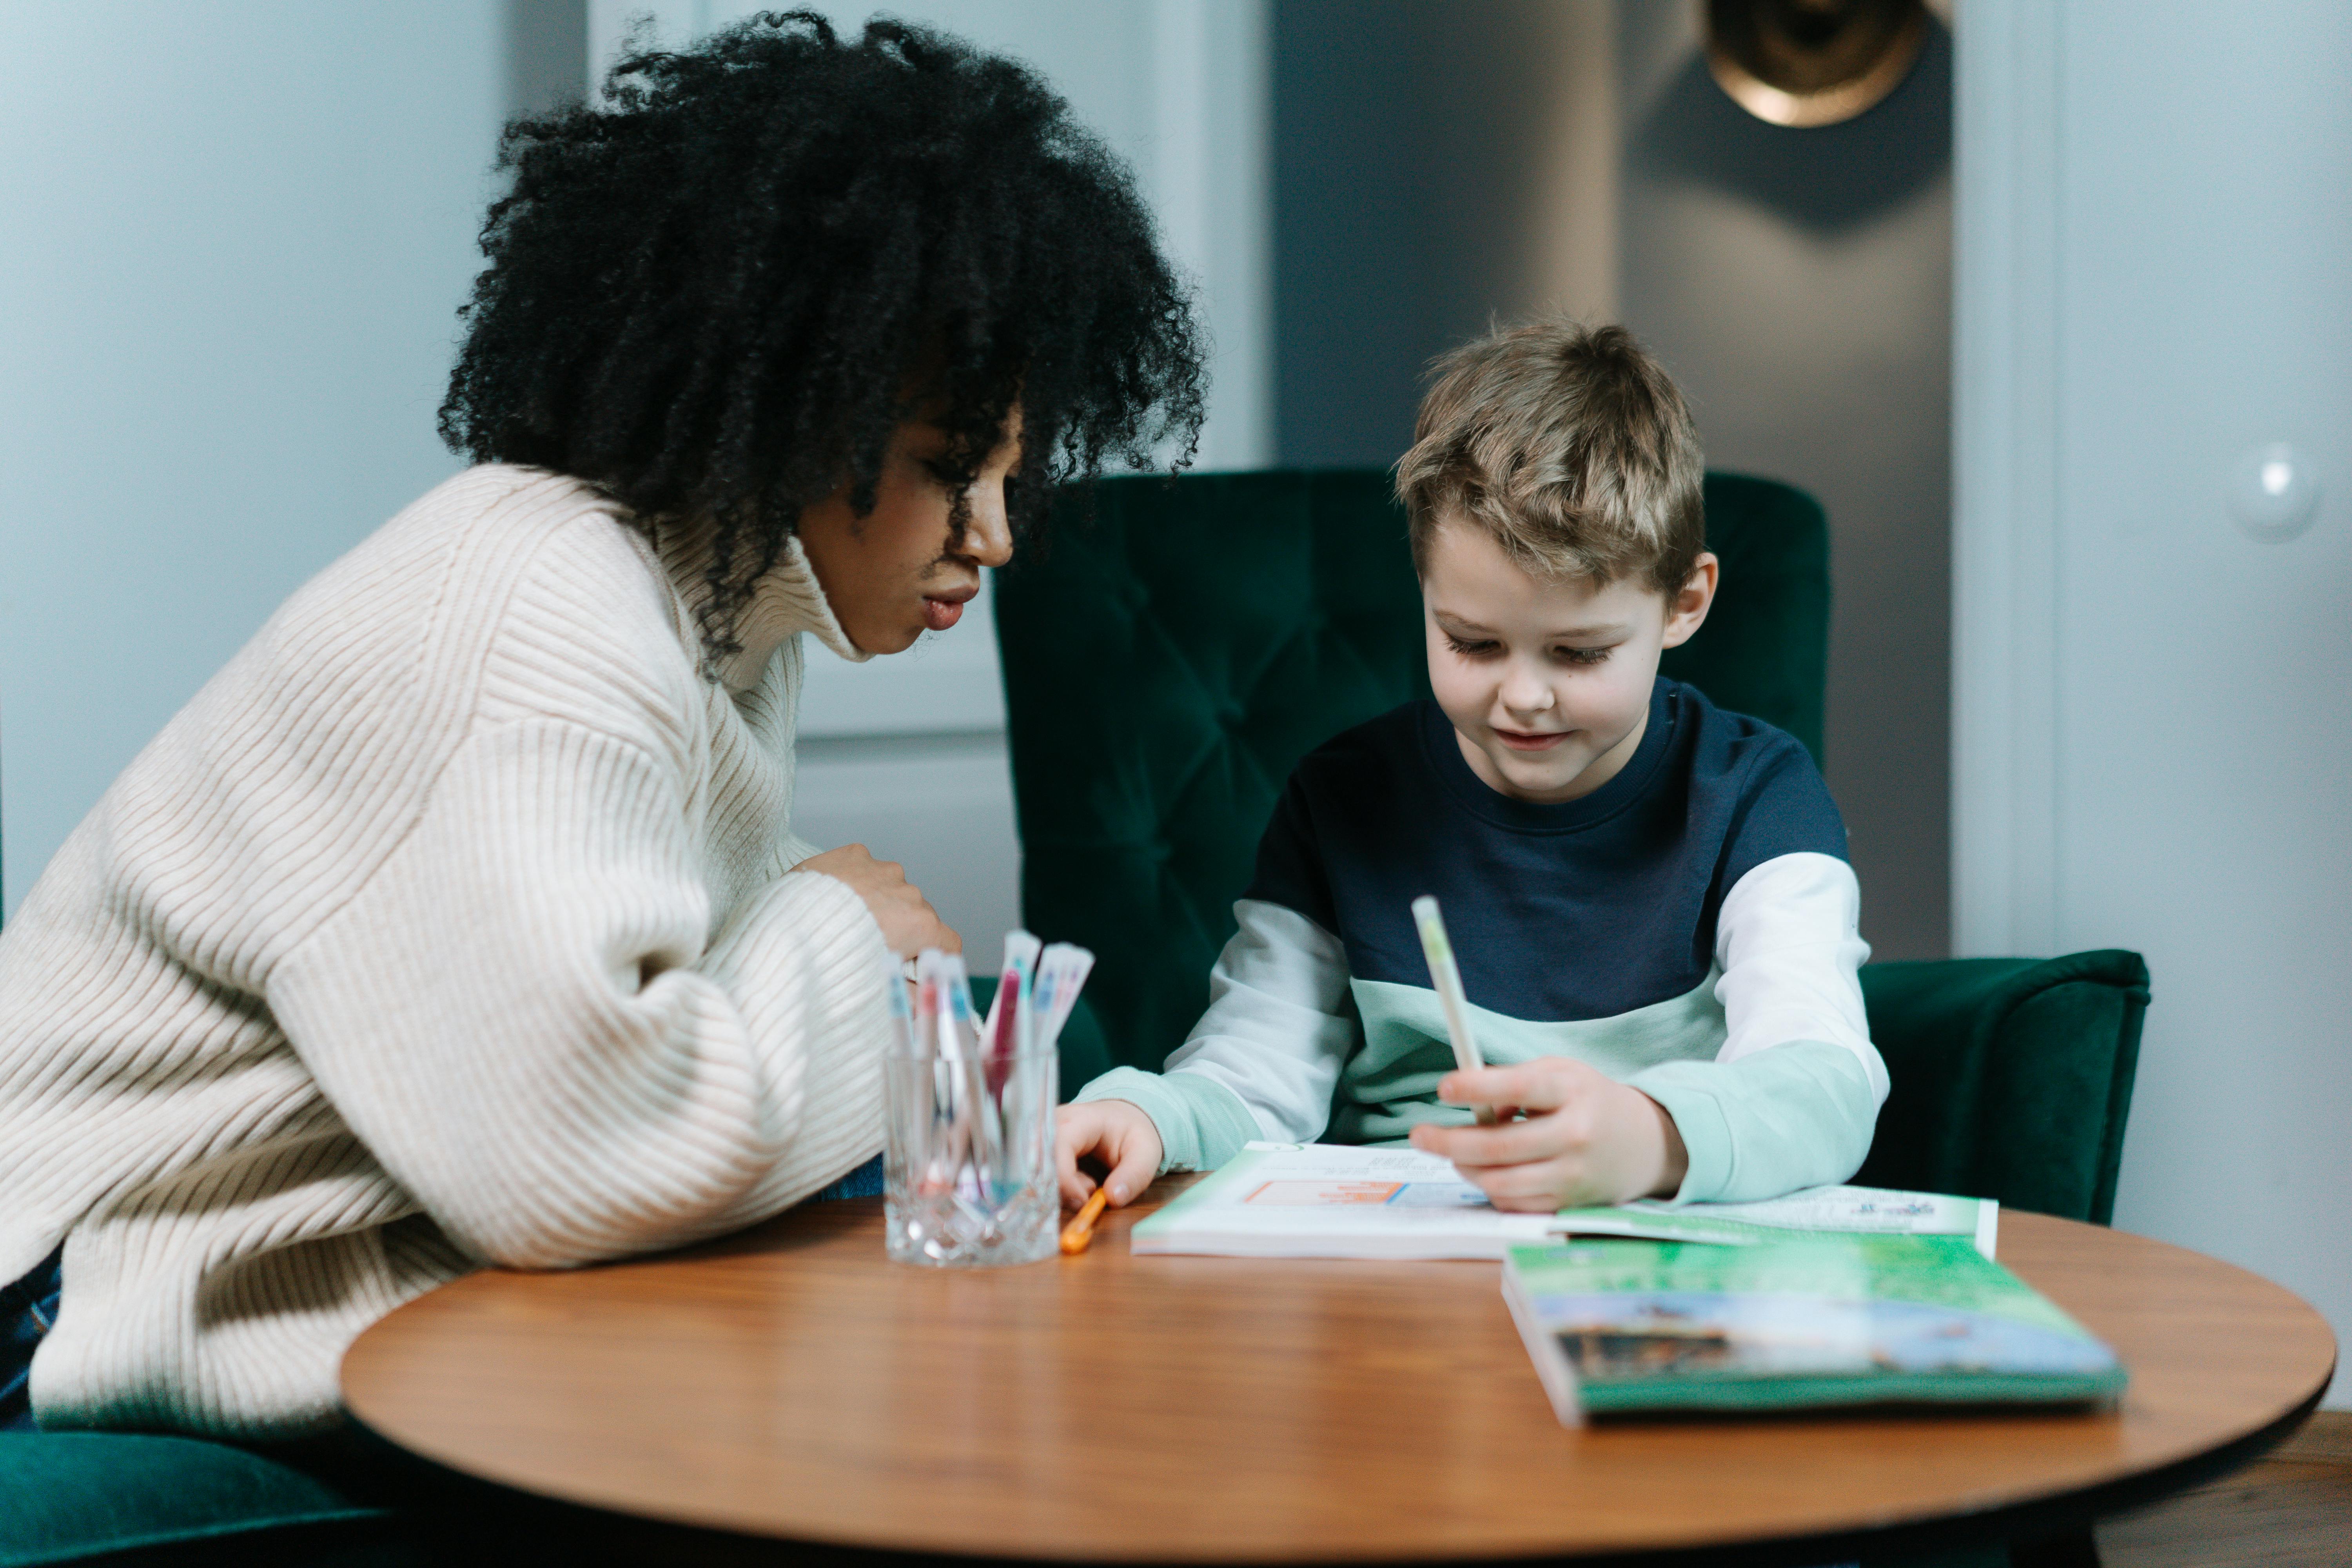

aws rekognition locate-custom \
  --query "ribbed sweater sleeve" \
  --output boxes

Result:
[268,719,889,1268]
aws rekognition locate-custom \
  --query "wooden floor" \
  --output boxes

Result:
[2100,1410,2352,1567]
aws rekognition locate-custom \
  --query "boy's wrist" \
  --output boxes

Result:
[1638,1090,1690,1199]
[1072,1066,1260,1173]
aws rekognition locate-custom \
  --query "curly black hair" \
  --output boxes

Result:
[440,9,1204,662]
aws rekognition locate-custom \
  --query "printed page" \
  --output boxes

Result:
[1136,1148,2000,1260]
[1132,1143,1556,1258]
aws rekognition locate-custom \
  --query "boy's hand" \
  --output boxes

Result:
[1408,1057,1689,1211]
[1054,1100,1163,1210]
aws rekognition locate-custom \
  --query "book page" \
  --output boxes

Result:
[1562,1185,2000,1258]
[1138,1147,2002,1260]
[1132,1143,1557,1259]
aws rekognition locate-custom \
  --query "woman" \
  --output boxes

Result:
[0,13,1200,1438]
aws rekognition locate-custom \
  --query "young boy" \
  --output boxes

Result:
[1055,319,1885,1216]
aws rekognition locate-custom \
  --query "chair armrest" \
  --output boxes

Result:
[1857,951,2151,1223]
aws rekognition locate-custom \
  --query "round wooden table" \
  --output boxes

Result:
[343,1185,2336,1563]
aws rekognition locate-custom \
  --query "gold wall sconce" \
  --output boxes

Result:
[1703,0,1929,128]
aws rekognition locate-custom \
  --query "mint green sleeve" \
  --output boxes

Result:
[1628,1040,1880,1204]
[1073,1066,1263,1173]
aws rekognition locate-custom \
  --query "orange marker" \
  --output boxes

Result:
[1059,1187,1111,1254]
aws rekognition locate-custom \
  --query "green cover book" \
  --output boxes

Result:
[1501,1234,2126,1425]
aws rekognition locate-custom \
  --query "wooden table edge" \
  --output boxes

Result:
[336,1382,2337,1568]
[341,1196,2341,1566]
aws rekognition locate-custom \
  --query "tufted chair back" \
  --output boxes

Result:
[994,468,1830,1071]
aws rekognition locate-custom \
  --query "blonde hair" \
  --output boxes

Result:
[1395,318,1704,597]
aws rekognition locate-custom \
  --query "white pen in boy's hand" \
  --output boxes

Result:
[1410,896,1500,1127]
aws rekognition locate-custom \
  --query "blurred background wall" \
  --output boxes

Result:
[1953,0,2350,1406]
[1,0,507,913]
[1615,4,1952,964]
[1269,1,1619,465]
[2,0,2339,1401]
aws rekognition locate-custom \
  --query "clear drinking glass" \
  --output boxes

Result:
[884,1042,1059,1267]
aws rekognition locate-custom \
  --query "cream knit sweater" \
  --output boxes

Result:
[0,466,893,1437]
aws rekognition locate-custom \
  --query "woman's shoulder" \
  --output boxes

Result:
[429,466,704,736]
[372,463,650,595]
[254,465,701,747]
[267,463,639,626]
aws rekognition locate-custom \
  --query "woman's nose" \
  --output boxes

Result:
[961,480,1015,570]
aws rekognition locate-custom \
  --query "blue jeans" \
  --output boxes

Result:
[0,1156,881,1434]
[809,1152,884,1202]
[2,1248,63,1433]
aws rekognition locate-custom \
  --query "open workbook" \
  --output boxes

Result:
[1130,1142,2001,1260]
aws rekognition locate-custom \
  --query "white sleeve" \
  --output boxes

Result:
[1161,898,1358,1143]
[269,719,892,1270]
[1711,851,1887,1105]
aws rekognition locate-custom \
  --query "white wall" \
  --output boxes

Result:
[584,2,1274,955]
[1955,0,2351,1404]
[0,1,504,915]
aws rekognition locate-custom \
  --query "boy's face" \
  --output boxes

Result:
[1421,515,1716,804]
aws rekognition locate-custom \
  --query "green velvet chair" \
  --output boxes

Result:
[0,1432,413,1566]
[996,469,2150,1226]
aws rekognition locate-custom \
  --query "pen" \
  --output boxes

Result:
[1059,1187,1111,1254]
[1411,896,1500,1127]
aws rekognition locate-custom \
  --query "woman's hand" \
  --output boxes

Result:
[1407,1057,1688,1211]
[1054,1099,1163,1210]
[796,843,961,957]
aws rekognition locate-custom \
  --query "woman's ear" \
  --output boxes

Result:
[1659,552,1719,650]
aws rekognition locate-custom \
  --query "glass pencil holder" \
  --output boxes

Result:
[884,1042,1059,1267]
